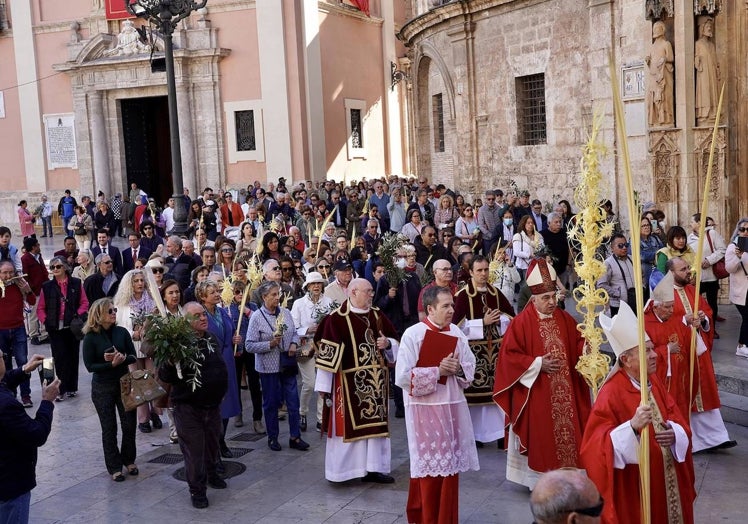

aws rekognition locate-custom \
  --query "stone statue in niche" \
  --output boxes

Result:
[695,16,720,126]
[645,21,675,127]
[105,20,151,57]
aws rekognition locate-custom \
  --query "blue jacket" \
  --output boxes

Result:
[0,369,54,501]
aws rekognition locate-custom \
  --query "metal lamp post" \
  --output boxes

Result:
[125,0,207,236]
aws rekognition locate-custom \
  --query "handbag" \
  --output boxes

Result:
[120,369,167,411]
[279,351,299,377]
[706,231,729,279]
[69,316,85,341]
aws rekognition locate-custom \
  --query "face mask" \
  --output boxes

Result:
[659,220,667,230]
[503,218,513,226]
[395,258,407,269]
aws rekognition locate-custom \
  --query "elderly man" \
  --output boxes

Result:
[83,254,120,302]
[396,286,479,524]
[596,233,635,316]
[182,239,203,267]
[454,255,514,447]
[369,181,391,231]
[0,353,60,523]
[250,259,294,307]
[324,259,353,305]
[21,238,49,347]
[541,212,571,288]
[582,302,696,523]
[362,219,382,256]
[665,257,735,452]
[530,469,603,524]
[0,261,37,407]
[159,302,228,509]
[417,259,457,322]
[477,190,503,255]
[327,191,346,229]
[313,278,399,483]
[164,235,197,290]
[494,258,591,489]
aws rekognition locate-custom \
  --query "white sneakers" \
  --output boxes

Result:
[736,345,748,358]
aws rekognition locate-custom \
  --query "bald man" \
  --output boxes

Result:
[313,278,400,483]
[530,468,603,524]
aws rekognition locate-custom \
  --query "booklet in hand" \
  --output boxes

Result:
[417,329,458,385]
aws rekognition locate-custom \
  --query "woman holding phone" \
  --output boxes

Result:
[82,298,138,482]
[726,218,748,358]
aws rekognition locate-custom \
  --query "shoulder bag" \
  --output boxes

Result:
[120,369,167,411]
[706,231,729,279]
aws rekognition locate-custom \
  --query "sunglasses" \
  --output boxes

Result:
[739,227,748,233]
[103,260,113,265]
[108,308,118,314]
[50,264,64,270]
[152,268,164,274]
[270,266,281,271]
[282,267,293,272]
[317,264,330,269]
[615,243,628,248]
[143,226,152,230]
[221,248,234,253]
[563,498,604,518]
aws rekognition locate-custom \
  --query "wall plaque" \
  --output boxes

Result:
[44,113,78,169]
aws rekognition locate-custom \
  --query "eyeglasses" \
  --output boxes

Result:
[739,227,748,233]
[108,308,118,314]
[50,264,63,270]
[641,223,651,228]
[562,498,604,518]
[152,268,164,274]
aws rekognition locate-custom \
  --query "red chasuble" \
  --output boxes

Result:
[493,302,591,472]
[313,301,399,441]
[580,370,696,524]
[644,308,695,419]
[671,285,720,412]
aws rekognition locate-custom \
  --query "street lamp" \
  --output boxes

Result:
[125,0,207,236]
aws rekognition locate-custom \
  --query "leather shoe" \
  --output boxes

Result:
[30,337,41,346]
[253,419,266,434]
[138,422,151,434]
[268,438,282,451]
[395,408,405,418]
[191,495,209,509]
[220,444,233,458]
[208,476,227,489]
[361,472,395,484]
[150,413,163,429]
[716,439,738,450]
[300,415,307,432]
[289,437,309,451]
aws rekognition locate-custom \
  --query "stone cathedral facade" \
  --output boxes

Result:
[399,0,745,234]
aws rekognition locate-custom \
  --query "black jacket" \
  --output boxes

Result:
[413,236,449,272]
[0,369,54,501]
[165,253,197,290]
[40,277,84,333]
[83,273,120,303]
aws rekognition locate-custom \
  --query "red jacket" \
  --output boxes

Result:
[220,203,244,228]
[21,252,49,295]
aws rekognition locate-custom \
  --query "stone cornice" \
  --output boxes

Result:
[317,1,384,26]
[398,0,550,45]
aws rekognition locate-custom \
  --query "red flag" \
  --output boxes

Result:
[349,0,370,17]
[106,0,133,20]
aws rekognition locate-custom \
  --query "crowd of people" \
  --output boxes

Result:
[0,175,747,522]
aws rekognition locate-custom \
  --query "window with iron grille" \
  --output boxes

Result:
[350,108,363,148]
[432,93,445,152]
[235,110,256,152]
[516,73,547,145]
[0,0,8,31]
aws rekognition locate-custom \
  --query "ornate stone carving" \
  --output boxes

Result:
[694,127,726,200]
[105,20,151,57]
[694,0,722,14]
[648,130,681,203]
[646,0,674,20]
[70,22,81,44]
[695,17,720,126]
[645,21,674,127]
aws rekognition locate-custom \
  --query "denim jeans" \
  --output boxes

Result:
[62,215,74,238]
[90,380,137,474]
[259,372,301,440]
[41,216,53,237]
[0,491,31,524]
[0,327,30,397]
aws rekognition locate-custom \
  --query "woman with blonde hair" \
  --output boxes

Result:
[113,269,160,433]
[82,297,138,481]
[434,194,459,231]
[72,249,96,281]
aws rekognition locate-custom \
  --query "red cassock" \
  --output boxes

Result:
[581,370,696,524]
[493,302,591,473]
[644,309,695,419]
[671,285,720,412]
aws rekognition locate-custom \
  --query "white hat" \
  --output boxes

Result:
[145,258,164,270]
[302,271,327,290]
[652,271,675,304]
[526,258,557,295]
[599,301,650,359]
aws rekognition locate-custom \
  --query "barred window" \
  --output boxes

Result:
[516,73,546,145]
[350,108,363,148]
[432,93,445,152]
[235,110,256,152]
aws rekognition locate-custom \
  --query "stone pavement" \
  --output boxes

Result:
[17,235,748,523]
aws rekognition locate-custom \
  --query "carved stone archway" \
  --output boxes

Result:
[53,19,230,199]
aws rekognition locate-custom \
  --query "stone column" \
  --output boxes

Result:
[88,90,111,199]
[301,0,326,181]
[176,83,197,195]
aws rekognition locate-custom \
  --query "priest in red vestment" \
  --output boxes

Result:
[313,278,400,483]
[453,255,514,446]
[666,257,735,452]
[582,302,696,524]
[493,258,591,489]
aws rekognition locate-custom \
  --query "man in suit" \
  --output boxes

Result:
[122,233,153,273]
[327,191,347,229]
[529,199,548,233]
[91,231,123,277]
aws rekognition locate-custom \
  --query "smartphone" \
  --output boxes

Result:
[104,346,116,355]
[41,358,55,382]
[738,237,748,253]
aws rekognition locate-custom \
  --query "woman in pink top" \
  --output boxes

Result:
[17,200,36,239]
